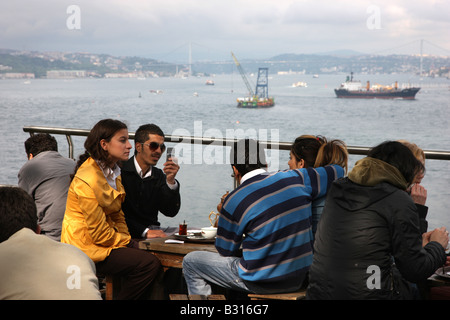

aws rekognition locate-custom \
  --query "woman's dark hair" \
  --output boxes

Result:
[0,187,37,243]
[72,119,128,179]
[230,139,267,176]
[291,135,348,173]
[291,135,324,168]
[368,140,425,185]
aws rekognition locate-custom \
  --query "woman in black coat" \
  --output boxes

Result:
[306,141,448,300]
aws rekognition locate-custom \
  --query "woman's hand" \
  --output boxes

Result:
[425,227,450,249]
[409,184,427,206]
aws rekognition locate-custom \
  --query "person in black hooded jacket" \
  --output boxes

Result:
[306,141,448,300]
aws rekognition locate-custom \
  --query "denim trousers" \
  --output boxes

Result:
[182,251,251,295]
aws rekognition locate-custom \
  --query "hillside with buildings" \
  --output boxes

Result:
[1,48,449,79]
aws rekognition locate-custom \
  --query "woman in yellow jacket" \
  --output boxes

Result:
[61,119,161,300]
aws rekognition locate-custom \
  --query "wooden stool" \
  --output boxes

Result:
[248,289,307,300]
[98,274,121,300]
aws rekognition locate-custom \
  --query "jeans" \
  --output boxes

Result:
[182,251,251,295]
[312,197,325,237]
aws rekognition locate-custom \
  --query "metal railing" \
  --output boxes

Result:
[23,125,450,161]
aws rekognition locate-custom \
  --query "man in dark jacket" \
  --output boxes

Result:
[121,124,180,239]
[306,141,448,300]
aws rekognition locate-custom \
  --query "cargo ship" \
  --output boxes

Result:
[335,73,420,99]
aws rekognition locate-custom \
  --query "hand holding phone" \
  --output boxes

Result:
[166,147,175,162]
[164,147,179,184]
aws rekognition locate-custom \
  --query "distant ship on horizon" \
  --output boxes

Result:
[334,72,420,99]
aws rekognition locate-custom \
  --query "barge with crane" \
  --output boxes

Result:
[231,52,275,108]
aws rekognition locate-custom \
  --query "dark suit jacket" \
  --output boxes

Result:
[121,156,181,238]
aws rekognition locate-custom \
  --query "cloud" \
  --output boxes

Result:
[0,0,449,59]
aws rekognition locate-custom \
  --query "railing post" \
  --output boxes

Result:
[65,135,74,160]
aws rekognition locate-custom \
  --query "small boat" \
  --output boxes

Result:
[205,80,214,85]
[334,73,420,99]
[292,81,307,87]
[149,89,163,94]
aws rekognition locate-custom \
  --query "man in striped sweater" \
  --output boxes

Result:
[182,139,344,295]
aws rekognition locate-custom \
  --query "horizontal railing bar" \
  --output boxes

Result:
[23,126,450,160]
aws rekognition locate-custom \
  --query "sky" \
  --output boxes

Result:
[1,0,450,62]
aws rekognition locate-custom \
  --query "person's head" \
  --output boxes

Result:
[24,133,58,160]
[73,119,131,176]
[314,139,348,173]
[289,135,348,173]
[0,187,38,243]
[134,124,166,167]
[368,141,425,186]
[230,139,267,181]
[398,139,426,183]
[289,135,323,169]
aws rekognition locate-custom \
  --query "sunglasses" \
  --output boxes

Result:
[141,142,166,152]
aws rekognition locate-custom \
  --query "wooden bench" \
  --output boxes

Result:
[248,289,307,300]
[170,294,226,300]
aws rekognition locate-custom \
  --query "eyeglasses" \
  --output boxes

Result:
[141,142,166,152]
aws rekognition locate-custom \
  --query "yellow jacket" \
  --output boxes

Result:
[61,157,131,263]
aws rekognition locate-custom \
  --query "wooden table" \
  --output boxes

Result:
[426,272,450,300]
[139,236,217,269]
[138,237,222,300]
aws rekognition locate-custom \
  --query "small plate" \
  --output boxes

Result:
[434,266,450,279]
[187,235,207,240]
[173,233,215,243]
[174,231,202,237]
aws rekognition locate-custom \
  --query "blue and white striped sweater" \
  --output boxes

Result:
[216,165,344,284]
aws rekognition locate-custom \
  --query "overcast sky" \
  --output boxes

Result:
[1,0,449,62]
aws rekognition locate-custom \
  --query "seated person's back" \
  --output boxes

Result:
[0,187,101,300]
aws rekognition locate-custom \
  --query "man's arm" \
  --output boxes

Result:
[302,165,345,200]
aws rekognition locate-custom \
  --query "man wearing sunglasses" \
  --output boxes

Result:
[121,124,181,239]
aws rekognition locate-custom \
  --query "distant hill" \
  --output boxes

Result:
[0,53,76,78]
[0,49,177,78]
[233,52,450,75]
[1,48,449,78]
[313,49,366,56]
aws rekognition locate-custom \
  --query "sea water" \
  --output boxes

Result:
[1,74,449,230]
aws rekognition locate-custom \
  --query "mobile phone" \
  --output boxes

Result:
[166,147,175,162]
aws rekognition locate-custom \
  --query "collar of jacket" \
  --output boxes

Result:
[348,157,408,190]
[123,156,148,177]
[75,157,125,201]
